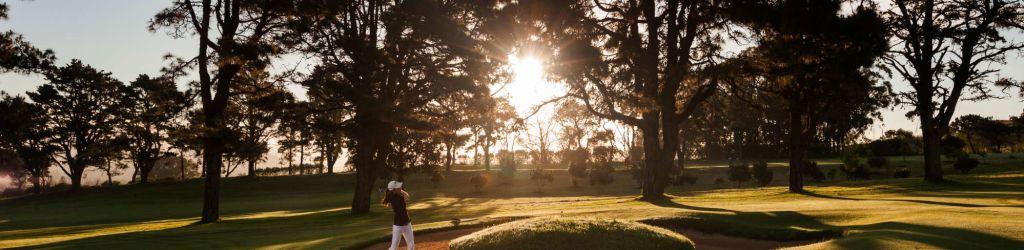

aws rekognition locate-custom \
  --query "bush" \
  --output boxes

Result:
[826,168,837,181]
[953,156,980,174]
[431,171,446,187]
[840,157,870,180]
[802,161,825,182]
[671,173,699,186]
[940,136,967,158]
[470,172,491,192]
[498,150,518,181]
[530,169,555,193]
[589,164,614,187]
[568,162,588,187]
[751,161,773,187]
[893,167,911,178]
[713,177,725,188]
[450,217,695,250]
[727,163,752,188]
[867,156,888,169]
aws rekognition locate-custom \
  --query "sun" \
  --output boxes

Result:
[504,54,563,116]
[511,55,544,86]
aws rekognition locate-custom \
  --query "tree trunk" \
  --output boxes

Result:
[139,161,153,184]
[130,165,139,184]
[201,103,228,223]
[180,148,187,180]
[299,144,306,174]
[351,140,380,214]
[921,125,944,182]
[788,108,805,192]
[326,147,338,174]
[639,117,665,200]
[69,163,84,191]
[445,142,454,173]
[351,164,377,214]
[201,137,224,223]
[247,159,257,177]
[31,176,42,194]
[483,133,492,171]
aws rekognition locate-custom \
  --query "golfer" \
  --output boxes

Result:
[383,180,414,250]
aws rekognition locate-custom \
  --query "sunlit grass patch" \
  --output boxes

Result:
[0,218,193,248]
[449,217,694,250]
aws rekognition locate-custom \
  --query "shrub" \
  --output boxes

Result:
[431,171,446,187]
[498,150,517,182]
[727,163,752,188]
[588,164,614,187]
[826,168,837,181]
[840,157,870,180]
[940,136,967,158]
[713,177,725,188]
[802,161,825,182]
[953,156,980,174]
[470,172,491,192]
[893,167,911,178]
[450,217,694,250]
[751,161,773,187]
[568,162,588,187]
[530,169,555,193]
[671,173,699,186]
[867,156,888,169]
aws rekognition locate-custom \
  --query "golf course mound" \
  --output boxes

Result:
[448,217,695,250]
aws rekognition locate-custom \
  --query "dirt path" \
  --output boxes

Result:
[363,227,820,250]
[363,228,479,250]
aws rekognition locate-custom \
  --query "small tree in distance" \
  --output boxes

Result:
[728,163,752,188]
[530,168,554,193]
[470,172,491,193]
[752,161,773,187]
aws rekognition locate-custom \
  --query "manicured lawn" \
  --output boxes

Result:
[1,155,1022,249]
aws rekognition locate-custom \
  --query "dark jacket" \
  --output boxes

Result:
[388,192,411,226]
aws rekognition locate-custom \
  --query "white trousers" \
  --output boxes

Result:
[389,223,415,250]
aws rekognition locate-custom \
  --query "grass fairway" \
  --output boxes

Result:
[1,156,1023,249]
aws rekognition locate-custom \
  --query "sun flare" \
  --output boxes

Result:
[511,55,544,86]
[504,54,564,116]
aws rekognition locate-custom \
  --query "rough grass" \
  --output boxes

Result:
[449,217,694,250]
[0,154,1022,249]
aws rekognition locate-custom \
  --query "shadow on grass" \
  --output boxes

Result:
[797,188,1024,208]
[647,210,1024,249]
[15,198,501,249]
[646,198,736,213]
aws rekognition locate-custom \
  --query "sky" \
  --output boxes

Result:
[0,1,1022,185]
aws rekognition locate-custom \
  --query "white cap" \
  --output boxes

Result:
[387,181,403,190]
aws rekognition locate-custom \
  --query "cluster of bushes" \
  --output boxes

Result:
[718,161,776,188]
[470,172,491,192]
[752,162,773,186]
[437,154,984,194]
[530,168,554,193]
[954,156,980,173]
[671,173,699,187]
[841,154,871,180]
[568,162,588,187]
[727,163,752,188]
[589,164,615,187]
[498,150,517,183]
[802,161,825,182]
